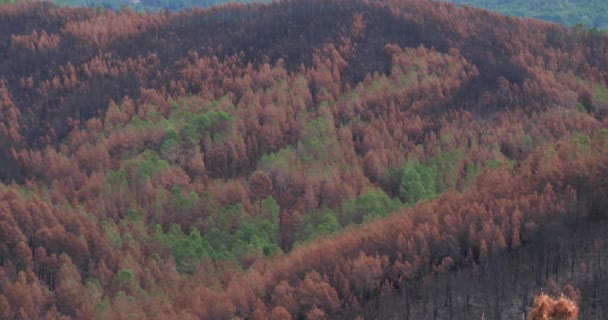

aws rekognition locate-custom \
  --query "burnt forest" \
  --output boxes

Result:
[0,0,607,319]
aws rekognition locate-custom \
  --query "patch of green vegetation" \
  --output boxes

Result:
[113,269,136,290]
[342,188,402,224]
[297,115,337,163]
[130,151,169,181]
[259,146,297,172]
[155,196,281,273]
[398,159,441,206]
[297,209,343,244]
[594,83,608,104]
[101,220,123,249]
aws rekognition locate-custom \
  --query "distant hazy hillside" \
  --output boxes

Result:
[35,0,608,30]
[0,0,266,10]
[52,0,268,11]
[446,0,608,30]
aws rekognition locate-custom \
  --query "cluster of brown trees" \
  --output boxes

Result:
[529,293,578,320]
[0,0,607,318]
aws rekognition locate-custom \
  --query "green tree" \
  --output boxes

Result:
[315,210,342,236]
[113,269,137,292]
[133,151,169,181]
[342,188,402,224]
[399,161,436,206]
[160,129,180,163]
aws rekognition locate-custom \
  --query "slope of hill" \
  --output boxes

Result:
[0,0,607,319]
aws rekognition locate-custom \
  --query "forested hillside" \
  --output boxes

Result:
[0,0,607,319]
